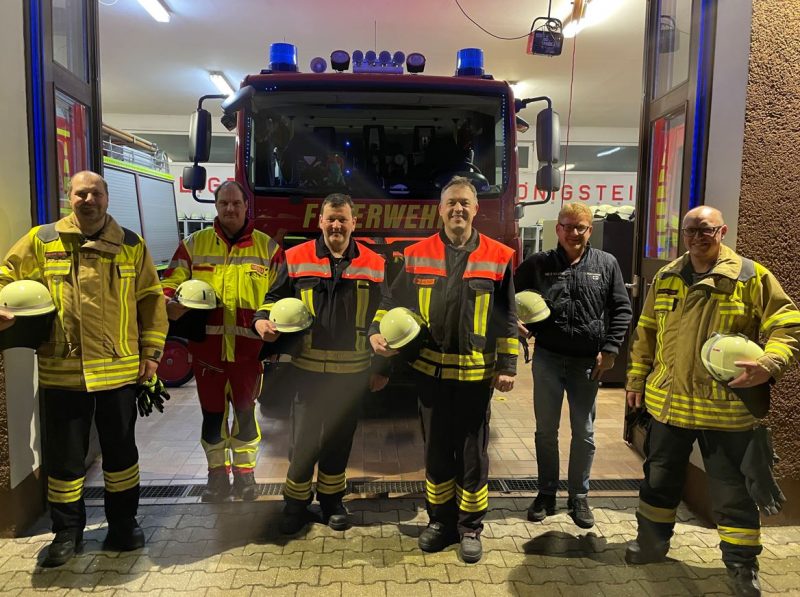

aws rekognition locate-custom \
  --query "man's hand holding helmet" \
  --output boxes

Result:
[255,318,281,342]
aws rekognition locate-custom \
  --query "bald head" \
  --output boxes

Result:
[683,206,724,228]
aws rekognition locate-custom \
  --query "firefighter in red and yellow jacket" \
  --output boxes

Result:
[0,171,168,567]
[162,181,282,502]
[370,176,518,564]
[253,193,389,534]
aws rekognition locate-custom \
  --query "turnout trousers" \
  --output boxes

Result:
[44,385,139,533]
[417,373,492,537]
[192,353,263,476]
[636,418,762,566]
[283,369,367,511]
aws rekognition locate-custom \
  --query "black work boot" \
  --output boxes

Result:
[201,470,231,503]
[232,471,258,501]
[42,529,83,568]
[727,563,762,597]
[527,493,556,522]
[280,503,311,535]
[460,533,483,563]
[418,522,459,552]
[104,520,145,551]
[322,502,350,531]
[567,496,595,529]
[624,539,669,564]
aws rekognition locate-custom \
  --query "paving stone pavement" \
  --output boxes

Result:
[1,496,799,596]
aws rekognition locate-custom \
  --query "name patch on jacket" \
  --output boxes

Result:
[250,264,266,275]
[45,251,69,260]
[413,276,437,286]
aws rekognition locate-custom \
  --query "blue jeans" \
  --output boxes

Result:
[532,345,599,497]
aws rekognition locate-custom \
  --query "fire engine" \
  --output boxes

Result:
[164,43,560,389]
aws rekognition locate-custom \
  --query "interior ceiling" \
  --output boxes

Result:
[98,0,646,129]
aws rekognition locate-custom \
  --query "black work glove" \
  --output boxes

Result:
[740,426,786,516]
[136,376,171,417]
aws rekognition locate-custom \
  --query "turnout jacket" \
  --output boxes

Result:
[0,214,168,391]
[626,245,800,431]
[514,244,632,357]
[162,218,282,363]
[370,230,518,382]
[253,236,388,374]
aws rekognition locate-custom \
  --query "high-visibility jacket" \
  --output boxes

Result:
[371,231,518,382]
[0,214,168,391]
[626,244,800,431]
[253,237,387,374]
[162,219,282,363]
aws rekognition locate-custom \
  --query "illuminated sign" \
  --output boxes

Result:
[303,202,442,230]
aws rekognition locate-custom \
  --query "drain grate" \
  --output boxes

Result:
[83,477,641,502]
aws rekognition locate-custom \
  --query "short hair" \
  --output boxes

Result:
[66,171,108,195]
[214,180,247,202]
[558,202,593,222]
[320,193,354,211]
[441,176,478,201]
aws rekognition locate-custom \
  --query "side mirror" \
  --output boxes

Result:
[189,109,212,163]
[515,116,530,134]
[536,164,562,192]
[182,165,207,191]
[514,203,526,220]
[536,108,561,163]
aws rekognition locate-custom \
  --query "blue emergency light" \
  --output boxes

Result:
[456,48,484,77]
[269,43,299,72]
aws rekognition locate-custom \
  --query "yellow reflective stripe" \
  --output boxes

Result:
[418,348,490,368]
[119,275,132,356]
[317,471,347,494]
[426,478,456,504]
[373,309,387,324]
[765,340,794,359]
[418,287,432,324]
[761,310,800,334]
[141,330,167,343]
[293,358,370,374]
[473,290,490,337]
[637,500,677,524]
[300,288,316,317]
[48,476,84,503]
[456,484,489,512]
[628,362,651,376]
[230,437,260,469]
[201,438,231,468]
[284,477,313,500]
[411,360,494,381]
[638,314,657,329]
[495,337,519,356]
[136,283,163,298]
[258,302,275,312]
[104,464,140,493]
[355,281,370,352]
[83,355,139,368]
[718,525,761,547]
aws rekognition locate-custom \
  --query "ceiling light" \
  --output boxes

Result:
[559,163,575,171]
[560,0,621,38]
[137,0,170,23]
[209,71,234,96]
[597,146,622,157]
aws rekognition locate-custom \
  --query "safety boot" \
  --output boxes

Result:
[280,503,312,535]
[201,469,231,503]
[322,501,350,531]
[418,522,459,552]
[624,539,669,564]
[460,533,483,563]
[42,529,82,568]
[527,493,556,522]
[727,564,761,597]
[104,519,145,551]
[232,471,258,501]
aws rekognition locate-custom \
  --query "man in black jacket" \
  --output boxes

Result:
[515,202,631,528]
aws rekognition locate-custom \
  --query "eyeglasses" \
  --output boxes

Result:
[558,223,590,234]
[681,226,722,238]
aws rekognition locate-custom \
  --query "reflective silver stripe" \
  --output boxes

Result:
[288,262,331,277]
[168,258,190,270]
[191,255,226,265]
[228,256,271,265]
[465,260,506,276]
[344,265,384,282]
[406,256,445,270]
[205,325,259,339]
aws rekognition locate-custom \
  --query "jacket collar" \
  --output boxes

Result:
[315,234,357,260]
[556,242,592,266]
[664,244,742,291]
[55,213,125,255]
[213,217,254,248]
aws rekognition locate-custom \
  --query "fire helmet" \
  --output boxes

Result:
[0,280,56,316]
[515,291,551,324]
[269,297,313,333]
[701,333,765,382]
[175,279,217,310]
[379,307,422,349]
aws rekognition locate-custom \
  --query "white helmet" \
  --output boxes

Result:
[175,279,217,310]
[701,333,765,382]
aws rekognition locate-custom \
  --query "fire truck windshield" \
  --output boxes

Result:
[246,90,509,200]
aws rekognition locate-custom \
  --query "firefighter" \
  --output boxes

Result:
[625,206,800,597]
[0,171,168,567]
[369,176,518,564]
[253,193,389,534]
[162,181,282,502]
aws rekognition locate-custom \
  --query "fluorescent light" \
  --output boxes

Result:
[137,0,170,23]
[559,163,575,171]
[597,146,622,157]
[562,21,584,38]
[209,71,234,96]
